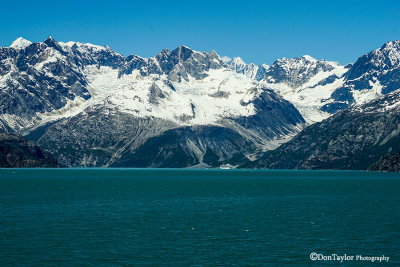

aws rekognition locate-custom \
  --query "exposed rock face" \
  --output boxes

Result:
[369,153,400,172]
[29,106,178,167]
[245,89,400,170]
[264,55,336,88]
[0,38,91,119]
[321,41,400,113]
[111,125,254,168]
[119,45,225,80]
[0,133,58,167]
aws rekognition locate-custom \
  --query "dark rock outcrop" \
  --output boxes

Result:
[0,133,58,167]
[369,153,400,172]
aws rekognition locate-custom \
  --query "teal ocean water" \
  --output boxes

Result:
[0,169,399,266]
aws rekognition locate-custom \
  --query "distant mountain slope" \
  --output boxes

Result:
[245,89,400,170]
[0,133,58,167]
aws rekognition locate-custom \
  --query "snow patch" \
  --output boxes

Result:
[10,37,32,49]
[352,80,383,105]
[263,64,348,123]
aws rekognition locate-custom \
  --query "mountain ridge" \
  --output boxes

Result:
[1,36,305,167]
[1,37,400,169]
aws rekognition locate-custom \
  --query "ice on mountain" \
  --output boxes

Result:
[10,37,32,49]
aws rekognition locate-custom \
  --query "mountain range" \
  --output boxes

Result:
[1,37,400,170]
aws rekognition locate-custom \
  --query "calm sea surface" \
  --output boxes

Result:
[0,169,399,266]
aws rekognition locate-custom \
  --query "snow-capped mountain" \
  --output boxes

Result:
[239,41,400,170]
[226,57,269,81]
[226,55,349,122]
[246,88,400,170]
[1,37,400,168]
[0,37,305,167]
[260,56,348,123]
[226,41,400,124]
[227,57,260,79]
[10,37,32,49]
[321,40,400,113]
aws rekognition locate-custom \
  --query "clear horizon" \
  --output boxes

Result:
[1,0,400,65]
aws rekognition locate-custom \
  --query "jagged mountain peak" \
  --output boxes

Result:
[229,57,260,69]
[170,45,194,61]
[374,40,400,66]
[156,48,171,56]
[301,55,317,62]
[356,40,400,68]
[208,50,222,60]
[267,55,338,82]
[381,40,400,50]
[273,55,328,66]
[345,39,400,88]
[319,40,400,115]
[10,37,32,49]
[43,36,64,51]
[175,44,192,50]
[44,36,57,44]
[209,50,218,55]
[60,40,111,52]
[156,46,222,60]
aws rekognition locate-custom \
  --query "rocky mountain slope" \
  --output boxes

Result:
[245,89,400,170]
[0,133,58,167]
[369,152,400,172]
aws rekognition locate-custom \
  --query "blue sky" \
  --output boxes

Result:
[1,0,399,65]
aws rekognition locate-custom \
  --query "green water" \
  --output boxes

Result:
[0,169,399,266]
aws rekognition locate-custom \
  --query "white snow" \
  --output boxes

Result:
[228,57,261,79]
[34,48,63,71]
[352,80,383,105]
[81,66,259,126]
[262,61,348,123]
[59,41,108,52]
[302,55,317,62]
[7,62,262,132]
[231,57,246,66]
[10,37,32,49]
